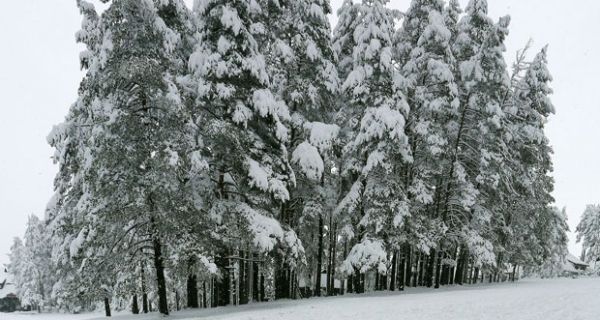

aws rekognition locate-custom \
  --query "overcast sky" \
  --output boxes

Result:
[1,0,598,265]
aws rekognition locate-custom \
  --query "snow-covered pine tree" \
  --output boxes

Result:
[439,0,511,282]
[533,207,569,277]
[333,0,361,83]
[502,46,558,277]
[188,0,304,306]
[8,216,53,312]
[577,205,600,266]
[331,0,364,293]
[258,0,340,298]
[394,0,460,289]
[336,0,411,293]
[48,0,196,315]
[443,0,461,43]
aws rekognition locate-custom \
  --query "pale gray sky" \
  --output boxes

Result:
[1,0,598,265]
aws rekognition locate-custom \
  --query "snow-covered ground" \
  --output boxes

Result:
[4,278,600,320]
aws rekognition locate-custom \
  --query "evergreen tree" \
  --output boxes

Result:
[336,0,411,290]
[394,0,460,288]
[577,205,600,264]
[259,0,340,298]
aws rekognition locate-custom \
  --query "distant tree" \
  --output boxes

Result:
[577,205,600,264]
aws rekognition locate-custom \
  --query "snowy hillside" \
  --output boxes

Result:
[4,278,599,320]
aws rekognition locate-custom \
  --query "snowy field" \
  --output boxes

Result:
[4,278,599,320]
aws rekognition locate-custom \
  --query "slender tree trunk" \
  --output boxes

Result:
[426,250,436,288]
[418,253,426,286]
[511,265,517,282]
[435,250,442,289]
[441,252,449,286]
[347,273,353,293]
[390,251,397,291]
[141,263,149,313]
[330,226,337,296]
[132,295,139,314]
[326,215,333,296]
[405,246,412,288]
[152,236,169,315]
[398,248,406,291]
[315,215,324,297]
[341,241,347,295]
[248,251,254,303]
[187,274,199,308]
[104,297,111,317]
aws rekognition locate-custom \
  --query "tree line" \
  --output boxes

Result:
[7,0,568,316]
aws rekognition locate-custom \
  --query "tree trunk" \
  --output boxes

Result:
[187,274,199,308]
[326,215,333,296]
[331,227,337,296]
[104,297,111,317]
[426,250,436,288]
[435,250,442,289]
[248,251,254,302]
[405,246,412,288]
[152,236,169,315]
[390,251,397,291]
[398,248,406,291]
[418,253,426,286]
[141,263,149,313]
[315,215,324,297]
[203,281,208,308]
[511,265,517,282]
[132,295,139,314]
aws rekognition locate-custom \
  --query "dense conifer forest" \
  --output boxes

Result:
[7,0,569,316]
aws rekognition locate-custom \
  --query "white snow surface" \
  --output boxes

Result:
[3,278,600,320]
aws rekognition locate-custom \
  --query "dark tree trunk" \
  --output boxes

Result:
[237,251,248,304]
[214,251,230,306]
[353,268,363,293]
[203,281,208,308]
[260,267,266,301]
[347,273,354,293]
[440,252,449,286]
[326,216,333,296]
[141,263,149,314]
[315,215,324,297]
[426,250,436,288]
[411,250,417,287]
[418,253,426,286]
[511,265,517,282]
[405,246,412,288]
[455,246,468,285]
[330,227,337,296]
[152,236,169,315]
[275,252,288,300]
[132,295,139,314]
[104,297,111,317]
[253,262,260,302]
[341,241,347,295]
[435,250,442,288]
[390,251,397,291]
[398,249,406,291]
[187,274,199,308]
